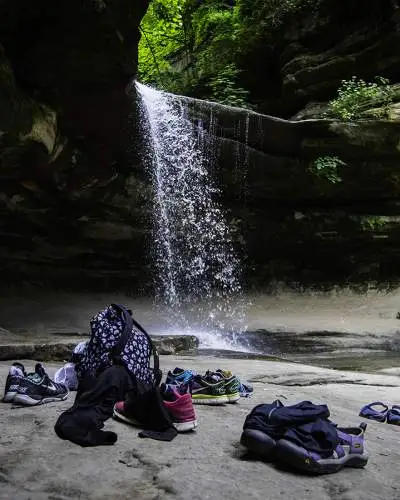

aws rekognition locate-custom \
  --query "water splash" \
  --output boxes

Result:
[136,82,248,349]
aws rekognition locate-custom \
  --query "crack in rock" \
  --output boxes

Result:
[0,471,10,483]
[119,449,177,497]
[249,373,399,387]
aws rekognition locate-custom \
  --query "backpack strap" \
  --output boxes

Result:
[130,313,162,387]
[110,304,133,363]
[110,304,162,387]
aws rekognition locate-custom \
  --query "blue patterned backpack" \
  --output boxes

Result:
[76,304,161,386]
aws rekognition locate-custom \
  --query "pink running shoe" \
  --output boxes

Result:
[162,385,198,432]
[113,401,142,426]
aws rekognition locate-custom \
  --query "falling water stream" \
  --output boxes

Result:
[136,82,249,349]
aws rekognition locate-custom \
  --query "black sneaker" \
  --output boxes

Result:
[3,362,27,402]
[191,374,229,405]
[13,363,69,406]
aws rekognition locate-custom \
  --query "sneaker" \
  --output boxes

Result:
[239,381,253,398]
[12,363,69,406]
[275,423,369,475]
[206,369,240,403]
[191,374,229,405]
[3,362,27,402]
[113,401,143,426]
[162,384,197,432]
[165,367,195,386]
[387,406,400,426]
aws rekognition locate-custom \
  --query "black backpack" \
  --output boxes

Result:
[75,304,162,386]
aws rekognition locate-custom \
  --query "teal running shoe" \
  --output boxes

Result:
[166,367,195,386]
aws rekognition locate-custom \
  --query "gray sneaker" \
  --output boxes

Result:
[3,363,27,402]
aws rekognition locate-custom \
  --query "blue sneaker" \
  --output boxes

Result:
[239,381,253,398]
[165,367,195,386]
[387,406,400,426]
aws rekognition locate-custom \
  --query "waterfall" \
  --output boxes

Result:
[136,82,248,349]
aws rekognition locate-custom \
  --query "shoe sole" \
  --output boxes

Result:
[114,409,197,432]
[113,410,142,427]
[192,395,229,405]
[240,429,276,458]
[12,393,69,406]
[227,392,240,403]
[3,391,17,403]
[173,419,198,432]
[275,439,369,474]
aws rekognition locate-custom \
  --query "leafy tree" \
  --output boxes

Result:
[138,0,251,107]
[137,0,321,106]
[138,0,188,85]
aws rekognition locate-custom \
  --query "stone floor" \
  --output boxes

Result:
[0,355,399,500]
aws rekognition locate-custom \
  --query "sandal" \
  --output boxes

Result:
[359,402,388,422]
[387,405,400,426]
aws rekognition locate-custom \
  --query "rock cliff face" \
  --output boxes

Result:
[0,0,151,290]
[215,0,400,287]
[237,0,400,117]
[184,98,400,288]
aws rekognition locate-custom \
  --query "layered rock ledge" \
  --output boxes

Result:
[0,335,199,361]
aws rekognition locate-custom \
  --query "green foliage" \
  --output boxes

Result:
[326,76,395,120]
[236,0,320,53]
[238,0,319,29]
[360,216,388,232]
[208,64,250,107]
[308,156,347,184]
[138,0,186,85]
[192,4,235,49]
[138,0,251,107]
[137,0,320,106]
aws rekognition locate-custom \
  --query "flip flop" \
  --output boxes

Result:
[387,405,400,426]
[359,402,388,422]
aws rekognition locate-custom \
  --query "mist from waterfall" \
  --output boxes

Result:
[135,82,248,349]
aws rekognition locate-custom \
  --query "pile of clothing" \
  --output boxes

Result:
[240,400,369,475]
